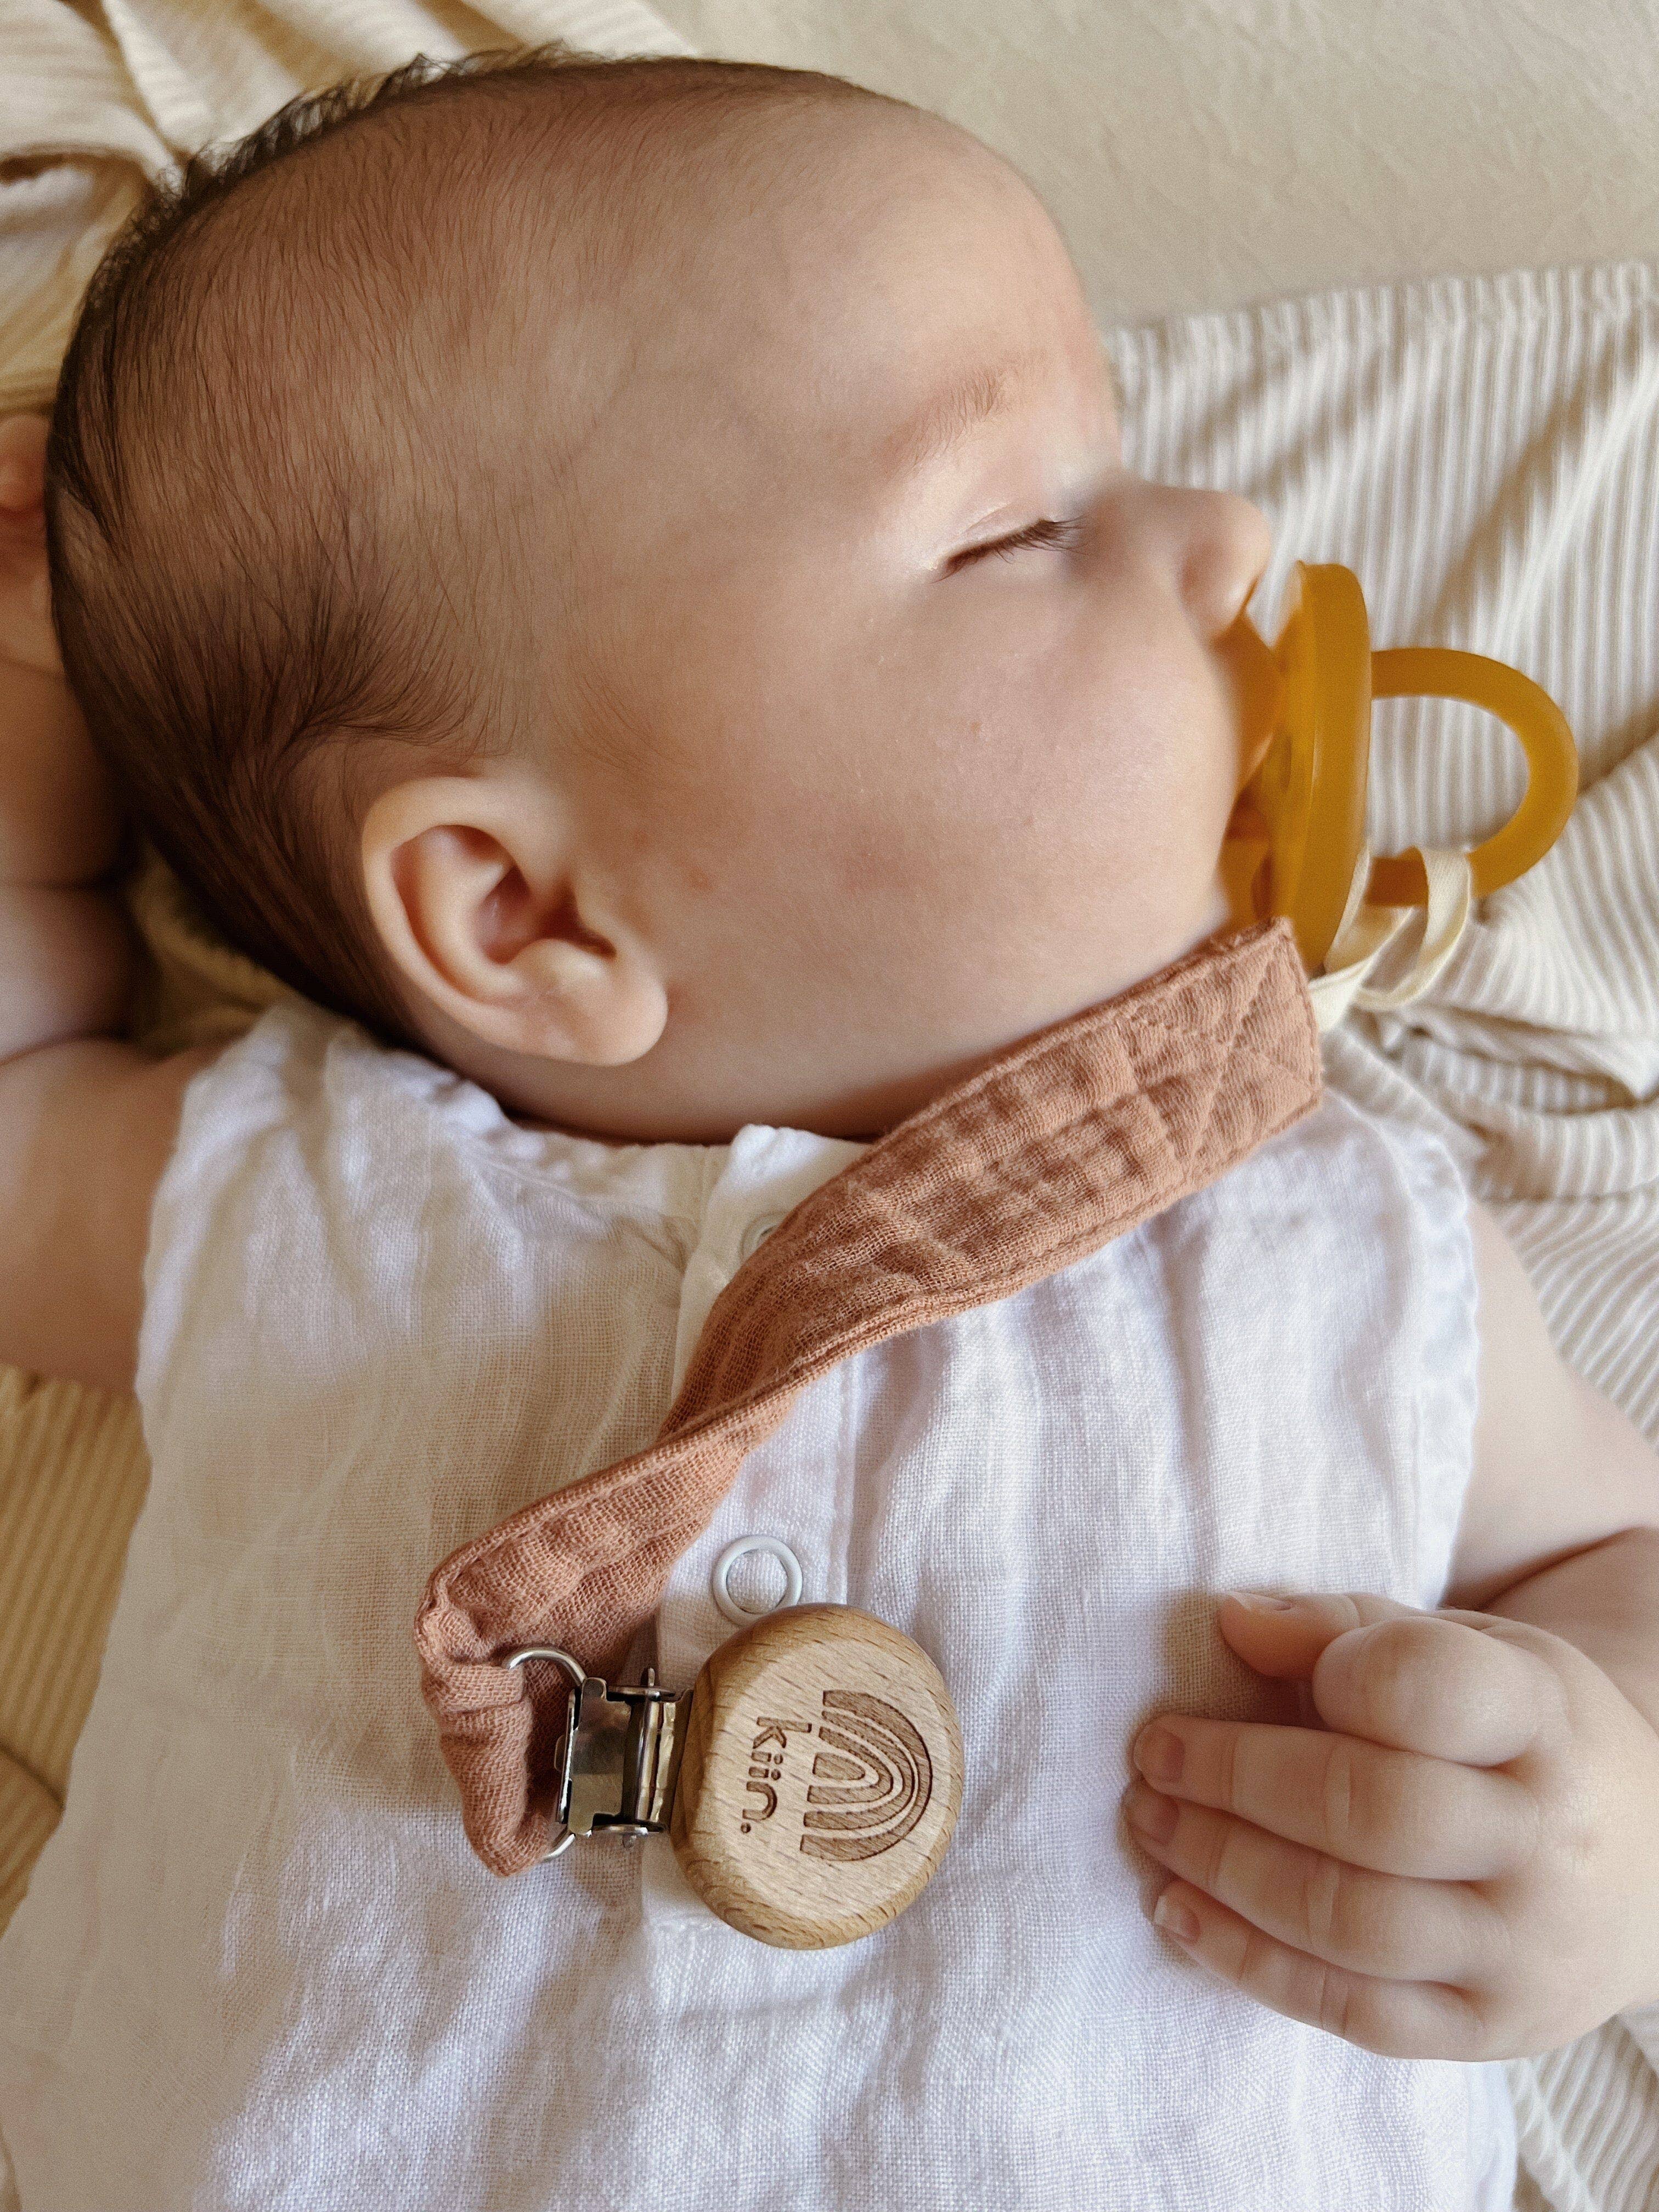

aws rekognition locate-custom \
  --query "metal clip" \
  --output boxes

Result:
[503,1647,686,1861]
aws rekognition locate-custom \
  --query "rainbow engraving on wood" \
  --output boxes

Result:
[670,1605,964,1949]
[802,1691,932,1860]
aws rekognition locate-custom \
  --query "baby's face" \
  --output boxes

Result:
[412,106,1273,1139]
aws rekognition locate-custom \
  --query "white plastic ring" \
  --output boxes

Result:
[740,1211,786,1262]
[710,1534,804,1626]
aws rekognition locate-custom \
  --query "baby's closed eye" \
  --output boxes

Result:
[944,512,1086,573]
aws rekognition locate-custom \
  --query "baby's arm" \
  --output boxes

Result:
[1121,1199,1659,2059]
[0,416,216,1392]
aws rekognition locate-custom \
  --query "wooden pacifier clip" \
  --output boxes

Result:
[503,1604,964,1949]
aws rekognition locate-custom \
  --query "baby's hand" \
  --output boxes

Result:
[1,413,121,884]
[0,415,133,1061]
[1122,1591,1659,2058]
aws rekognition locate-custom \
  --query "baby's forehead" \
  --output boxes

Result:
[501,109,1088,504]
[193,80,1081,526]
[173,81,1090,618]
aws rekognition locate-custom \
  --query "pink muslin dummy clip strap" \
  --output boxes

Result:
[414,920,1323,1880]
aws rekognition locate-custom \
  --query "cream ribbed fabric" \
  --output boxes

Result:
[0,0,691,415]
[0,1374,148,1790]
[0,1370,150,1929]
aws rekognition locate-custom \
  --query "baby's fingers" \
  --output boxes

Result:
[1144,1878,1492,2059]
[1130,1716,1537,1878]
[1124,1783,1502,1983]
[1220,1594,1566,1766]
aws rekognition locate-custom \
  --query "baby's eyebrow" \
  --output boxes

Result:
[884,342,1122,478]
[883,352,1048,477]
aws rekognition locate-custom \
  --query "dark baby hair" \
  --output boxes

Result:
[44,43,874,1046]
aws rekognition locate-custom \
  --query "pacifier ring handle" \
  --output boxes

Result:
[1365,648,1578,906]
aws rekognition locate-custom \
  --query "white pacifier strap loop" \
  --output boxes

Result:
[1306,844,1474,1034]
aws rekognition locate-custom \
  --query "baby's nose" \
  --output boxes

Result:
[1179,490,1273,641]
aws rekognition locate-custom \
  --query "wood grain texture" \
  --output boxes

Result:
[670,1604,963,1949]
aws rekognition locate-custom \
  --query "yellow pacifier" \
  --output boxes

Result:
[1224,563,1579,974]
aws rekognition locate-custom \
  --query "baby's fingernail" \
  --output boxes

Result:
[1133,1725,1183,1785]
[1124,1781,1178,1844]
[1153,1889,1200,1943]
[1225,1589,1296,1611]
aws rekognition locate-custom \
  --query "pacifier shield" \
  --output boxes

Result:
[1233,563,1372,972]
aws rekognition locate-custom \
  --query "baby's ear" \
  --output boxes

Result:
[360,771,668,1068]
[0,415,61,675]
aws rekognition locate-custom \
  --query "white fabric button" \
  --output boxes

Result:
[710,1534,803,1625]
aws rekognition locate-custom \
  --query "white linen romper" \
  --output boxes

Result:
[0,999,1515,2210]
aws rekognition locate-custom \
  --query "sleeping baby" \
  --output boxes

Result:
[2,43,1658,2211]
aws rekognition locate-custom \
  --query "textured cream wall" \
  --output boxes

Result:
[653,0,1659,325]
